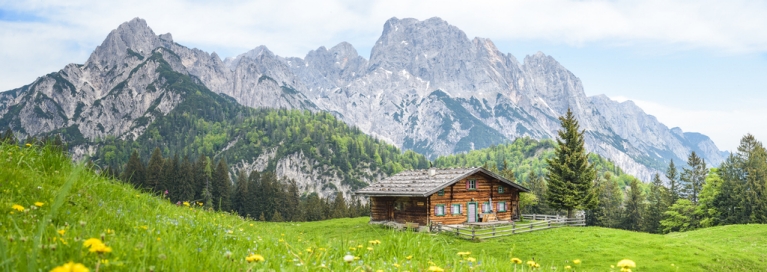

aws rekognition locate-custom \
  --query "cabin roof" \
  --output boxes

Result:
[355,167,530,197]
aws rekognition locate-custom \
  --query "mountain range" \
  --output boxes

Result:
[0,17,727,181]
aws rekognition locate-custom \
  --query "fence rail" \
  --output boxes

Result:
[437,214,585,240]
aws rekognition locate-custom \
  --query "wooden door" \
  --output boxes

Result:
[386,201,394,220]
[467,202,477,223]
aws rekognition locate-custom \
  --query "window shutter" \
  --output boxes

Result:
[466,180,469,189]
[435,206,439,215]
[497,202,501,211]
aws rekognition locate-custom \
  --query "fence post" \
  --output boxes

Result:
[492,225,496,237]
[471,227,475,240]
[438,223,442,232]
[456,226,460,236]
[512,221,516,234]
[530,223,533,230]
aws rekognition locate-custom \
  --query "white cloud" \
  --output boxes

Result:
[611,96,767,152]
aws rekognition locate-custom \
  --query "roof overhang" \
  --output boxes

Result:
[421,167,530,196]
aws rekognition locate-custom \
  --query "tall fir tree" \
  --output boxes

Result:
[331,192,347,219]
[145,147,165,192]
[211,159,232,211]
[643,173,669,233]
[524,170,549,214]
[193,154,208,201]
[121,150,145,188]
[177,155,196,202]
[713,154,747,224]
[303,193,325,221]
[546,108,598,218]
[232,170,249,216]
[161,154,179,201]
[621,178,645,231]
[680,152,707,204]
[739,134,767,223]
[246,171,262,219]
[665,160,680,204]
[285,180,302,221]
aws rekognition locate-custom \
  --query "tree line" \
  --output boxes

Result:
[517,109,767,233]
[118,147,369,222]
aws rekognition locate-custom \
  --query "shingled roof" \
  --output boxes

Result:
[355,167,529,197]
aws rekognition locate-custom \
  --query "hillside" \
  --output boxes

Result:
[2,143,765,271]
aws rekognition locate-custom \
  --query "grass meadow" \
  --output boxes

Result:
[2,143,766,271]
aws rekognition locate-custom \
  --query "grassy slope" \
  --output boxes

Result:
[2,144,766,271]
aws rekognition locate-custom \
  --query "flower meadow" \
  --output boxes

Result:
[2,143,767,271]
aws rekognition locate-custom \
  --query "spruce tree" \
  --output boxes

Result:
[212,159,232,211]
[246,171,262,219]
[233,170,249,216]
[621,178,645,231]
[665,160,680,204]
[546,108,597,218]
[593,172,623,228]
[193,154,208,201]
[161,154,179,201]
[145,147,164,192]
[271,211,284,222]
[643,173,669,233]
[331,192,347,219]
[178,156,196,202]
[121,150,145,188]
[285,180,302,221]
[714,154,746,224]
[739,134,767,223]
[680,152,707,204]
[304,193,325,221]
[525,170,549,214]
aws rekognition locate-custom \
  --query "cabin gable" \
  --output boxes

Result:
[427,173,520,225]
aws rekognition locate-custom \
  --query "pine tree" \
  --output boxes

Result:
[304,193,325,221]
[1,128,15,144]
[145,147,164,192]
[546,108,597,218]
[620,178,645,231]
[714,154,747,224]
[211,159,232,211]
[592,172,623,228]
[258,212,266,221]
[285,180,302,221]
[246,171,262,219]
[121,150,145,188]
[271,211,284,222]
[161,154,179,201]
[500,159,516,183]
[643,173,669,233]
[193,154,208,201]
[680,152,707,204]
[665,160,680,204]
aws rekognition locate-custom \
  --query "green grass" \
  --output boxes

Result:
[2,143,766,271]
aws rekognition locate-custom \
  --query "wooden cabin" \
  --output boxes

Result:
[355,167,530,227]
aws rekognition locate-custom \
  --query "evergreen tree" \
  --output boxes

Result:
[714,154,747,224]
[212,159,232,211]
[233,170,249,216]
[621,178,645,231]
[546,108,598,218]
[176,156,195,202]
[121,150,145,188]
[193,154,208,201]
[145,147,165,192]
[589,172,623,228]
[271,211,284,222]
[643,173,669,233]
[696,168,723,227]
[1,128,15,144]
[331,192,347,219]
[680,152,707,204]
[285,180,302,221]
[739,134,767,223]
[246,171,262,219]
[161,154,179,201]
[304,193,325,221]
[499,159,516,183]
[665,160,680,204]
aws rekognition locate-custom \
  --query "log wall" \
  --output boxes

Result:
[428,174,520,225]
[370,196,428,225]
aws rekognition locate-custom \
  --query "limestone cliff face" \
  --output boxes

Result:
[0,17,727,183]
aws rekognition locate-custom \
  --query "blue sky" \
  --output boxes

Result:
[1,0,765,151]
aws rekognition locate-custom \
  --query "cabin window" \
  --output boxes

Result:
[437,189,445,196]
[467,179,477,190]
[482,202,492,213]
[498,186,504,194]
[451,204,462,215]
[435,204,446,216]
[497,201,507,212]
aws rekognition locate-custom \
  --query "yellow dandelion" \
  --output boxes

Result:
[376,270,382,272]
[57,229,66,236]
[511,258,522,264]
[527,260,537,267]
[83,238,102,248]
[466,257,476,262]
[246,253,265,263]
[182,201,190,207]
[427,266,444,272]
[25,143,32,147]
[393,263,400,268]
[357,245,363,248]
[156,237,161,241]
[367,247,373,251]
[49,261,89,272]
[565,265,572,270]
[617,259,636,269]
[573,259,581,265]
[306,248,313,253]
[106,229,114,234]
[34,202,44,207]
[406,255,413,260]
[354,256,360,260]
[11,204,24,212]
[620,268,632,272]
[457,251,471,257]
[89,243,112,254]
[534,263,540,268]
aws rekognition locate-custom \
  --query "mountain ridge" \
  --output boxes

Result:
[0,17,727,181]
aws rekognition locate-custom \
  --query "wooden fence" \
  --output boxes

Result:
[436,214,585,240]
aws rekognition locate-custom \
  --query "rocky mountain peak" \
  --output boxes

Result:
[225,45,274,69]
[86,18,159,70]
